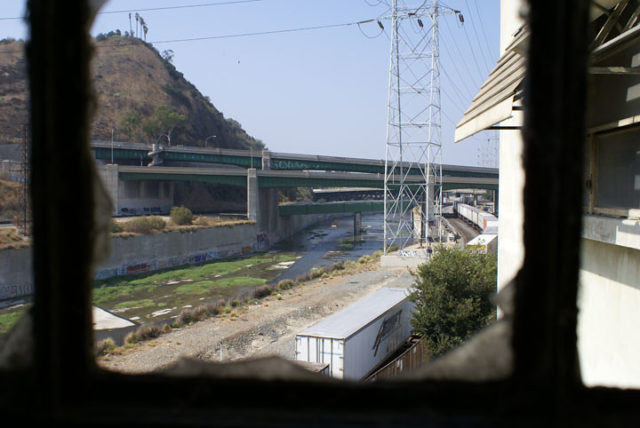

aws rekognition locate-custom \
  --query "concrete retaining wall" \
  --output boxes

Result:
[95,223,259,279]
[0,246,33,307]
[0,213,333,306]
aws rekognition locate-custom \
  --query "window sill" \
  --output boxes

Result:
[582,214,640,250]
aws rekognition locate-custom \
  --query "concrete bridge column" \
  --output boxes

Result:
[247,168,259,222]
[353,212,362,237]
[247,168,278,236]
[259,187,278,235]
[98,164,119,215]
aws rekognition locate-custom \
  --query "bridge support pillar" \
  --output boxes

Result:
[247,168,259,222]
[353,212,362,237]
[247,168,278,235]
[98,164,119,216]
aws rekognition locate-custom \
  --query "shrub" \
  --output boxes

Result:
[124,331,139,345]
[110,220,123,233]
[96,337,116,355]
[206,302,220,316]
[193,305,210,321]
[136,324,161,340]
[170,206,193,225]
[278,279,295,290]
[254,285,272,299]
[331,261,345,271]
[121,216,166,233]
[193,216,212,226]
[358,255,372,264]
[176,308,195,325]
[344,261,357,271]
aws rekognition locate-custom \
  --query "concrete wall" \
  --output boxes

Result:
[578,238,640,388]
[95,223,259,279]
[96,213,332,279]
[495,0,640,388]
[0,211,333,305]
[0,247,33,307]
[497,0,526,292]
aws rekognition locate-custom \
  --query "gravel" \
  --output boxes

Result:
[97,266,415,374]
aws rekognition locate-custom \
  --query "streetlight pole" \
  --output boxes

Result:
[156,134,169,147]
[205,135,216,148]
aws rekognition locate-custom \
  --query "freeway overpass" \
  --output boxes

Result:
[96,143,498,240]
[114,165,498,191]
[91,141,498,180]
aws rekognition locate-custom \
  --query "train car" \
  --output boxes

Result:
[455,203,498,235]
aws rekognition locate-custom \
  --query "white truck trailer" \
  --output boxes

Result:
[295,287,414,381]
[466,233,498,255]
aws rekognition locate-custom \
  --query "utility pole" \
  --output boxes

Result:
[383,0,461,254]
[111,128,114,164]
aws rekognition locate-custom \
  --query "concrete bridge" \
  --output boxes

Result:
[95,142,498,239]
[91,141,498,180]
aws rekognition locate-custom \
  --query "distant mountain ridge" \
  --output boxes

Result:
[0,34,264,150]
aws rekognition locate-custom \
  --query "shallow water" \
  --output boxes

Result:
[269,213,384,282]
[93,213,385,324]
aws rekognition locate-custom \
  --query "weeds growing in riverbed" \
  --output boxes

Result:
[95,249,385,357]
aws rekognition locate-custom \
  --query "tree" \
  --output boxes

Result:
[120,110,142,140]
[409,247,497,357]
[162,49,175,64]
[140,106,186,145]
[154,105,186,145]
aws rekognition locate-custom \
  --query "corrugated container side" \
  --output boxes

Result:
[342,299,414,381]
[295,335,345,378]
[366,336,430,382]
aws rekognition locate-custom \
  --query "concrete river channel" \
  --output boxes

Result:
[92,213,386,326]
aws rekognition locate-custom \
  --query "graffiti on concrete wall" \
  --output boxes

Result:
[94,243,259,281]
[125,263,152,275]
[0,283,34,301]
[256,232,270,251]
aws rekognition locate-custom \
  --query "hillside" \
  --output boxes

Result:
[0,34,264,150]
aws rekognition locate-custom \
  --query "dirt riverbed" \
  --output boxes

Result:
[97,265,415,374]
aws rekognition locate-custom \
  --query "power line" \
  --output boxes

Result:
[0,0,263,21]
[100,0,263,15]
[461,20,488,79]
[0,18,380,54]
[149,19,377,44]
[463,0,491,75]
[441,16,483,88]
[471,0,496,63]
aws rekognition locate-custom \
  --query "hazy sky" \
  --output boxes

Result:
[0,0,500,166]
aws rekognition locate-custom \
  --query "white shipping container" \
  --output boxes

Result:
[466,233,498,254]
[295,288,414,381]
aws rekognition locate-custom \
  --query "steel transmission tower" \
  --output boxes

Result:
[383,0,460,254]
